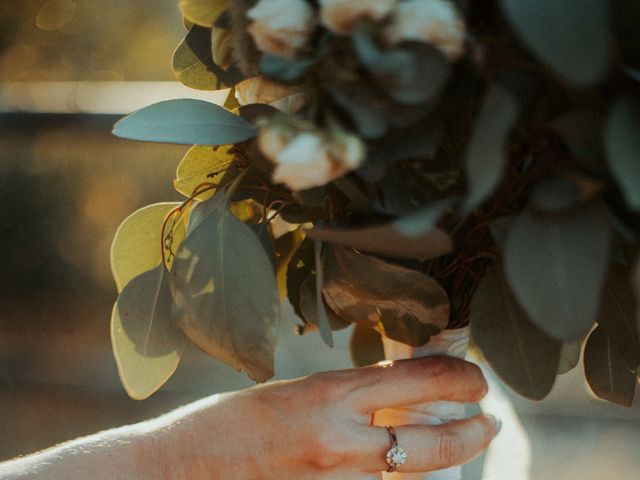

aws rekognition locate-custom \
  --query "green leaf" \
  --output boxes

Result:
[605,97,640,210]
[504,204,611,340]
[322,246,449,347]
[500,0,612,85]
[557,341,581,374]
[393,198,457,238]
[597,263,640,371]
[350,325,385,368]
[307,223,453,262]
[179,0,228,28]
[299,275,350,331]
[462,86,519,212]
[584,327,636,406]
[113,99,257,146]
[112,265,187,400]
[174,145,234,197]
[111,203,184,292]
[172,26,234,90]
[471,266,561,400]
[286,238,316,322]
[171,195,280,382]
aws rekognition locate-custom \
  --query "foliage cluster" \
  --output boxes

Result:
[111,0,640,406]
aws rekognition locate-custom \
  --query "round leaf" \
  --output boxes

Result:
[471,266,561,400]
[322,246,449,347]
[504,204,611,340]
[111,203,183,292]
[174,145,234,197]
[112,99,257,146]
[500,0,613,85]
[172,26,226,90]
[605,96,640,210]
[350,325,385,368]
[462,86,519,212]
[584,327,637,406]
[112,265,187,400]
[171,196,280,383]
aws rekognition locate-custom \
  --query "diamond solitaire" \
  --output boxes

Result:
[386,445,407,470]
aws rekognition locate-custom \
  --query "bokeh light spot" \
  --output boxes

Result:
[36,0,76,31]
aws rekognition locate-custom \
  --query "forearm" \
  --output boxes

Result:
[0,393,242,480]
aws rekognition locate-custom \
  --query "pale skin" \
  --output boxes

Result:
[0,356,499,480]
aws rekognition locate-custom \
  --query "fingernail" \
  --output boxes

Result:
[485,414,502,436]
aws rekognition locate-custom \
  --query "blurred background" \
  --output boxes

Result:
[0,1,639,479]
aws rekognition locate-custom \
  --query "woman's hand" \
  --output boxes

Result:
[157,355,499,480]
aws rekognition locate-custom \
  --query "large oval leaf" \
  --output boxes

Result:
[112,265,187,400]
[597,263,640,371]
[500,0,613,85]
[307,223,452,262]
[171,195,280,382]
[110,203,183,292]
[113,99,257,146]
[471,266,561,400]
[462,86,519,212]
[605,97,640,210]
[504,203,611,340]
[179,0,228,27]
[584,326,636,406]
[174,145,234,197]
[322,246,449,347]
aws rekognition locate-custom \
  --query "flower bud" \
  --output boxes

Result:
[258,118,365,190]
[247,0,316,59]
[319,0,398,35]
[384,0,466,61]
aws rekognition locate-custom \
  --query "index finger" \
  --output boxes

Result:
[350,356,488,412]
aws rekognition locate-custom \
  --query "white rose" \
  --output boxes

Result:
[258,120,365,190]
[319,0,398,35]
[272,133,334,190]
[235,76,308,114]
[384,0,466,61]
[247,0,316,59]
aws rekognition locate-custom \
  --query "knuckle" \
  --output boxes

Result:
[436,430,462,468]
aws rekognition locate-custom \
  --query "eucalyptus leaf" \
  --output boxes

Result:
[557,341,581,375]
[112,265,187,400]
[299,275,350,332]
[174,145,234,197]
[504,204,611,340]
[171,195,280,382]
[179,0,228,27]
[500,0,613,85]
[462,86,519,212]
[307,223,453,262]
[286,238,316,322]
[113,99,257,146]
[172,26,242,90]
[111,203,183,292]
[471,266,561,400]
[605,97,640,210]
[584,327,636,406]
[393,198,457,238]
[322,246,449,347]
[597,263,640,371]
[350,325,385,368]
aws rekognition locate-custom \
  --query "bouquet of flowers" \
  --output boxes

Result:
[110,0,640,418]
